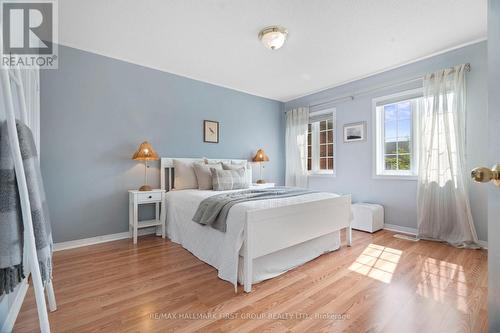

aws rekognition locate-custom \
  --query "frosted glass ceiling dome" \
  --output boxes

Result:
[258,26,288,50]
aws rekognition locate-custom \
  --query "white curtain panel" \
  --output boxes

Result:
[18,69,40,151]
[417,64,479,247]
[5,69,40,151]
[285,107,309,188]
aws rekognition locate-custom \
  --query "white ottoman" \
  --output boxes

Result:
[351,203,384,233]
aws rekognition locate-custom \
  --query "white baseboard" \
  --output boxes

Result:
[478,240,488,249]
[384,224,417,235]
[54,228,157,252]
[1,279,29,333]
[54,224,488,252]
[384,224,488,249]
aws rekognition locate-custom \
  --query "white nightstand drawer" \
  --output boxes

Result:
[137,192,162,203]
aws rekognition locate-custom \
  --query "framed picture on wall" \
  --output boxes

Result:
[343,121,366,142]
[204,120,219,143]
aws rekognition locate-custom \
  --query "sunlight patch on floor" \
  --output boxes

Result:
[416,257,470,313]
[348,244,402,283]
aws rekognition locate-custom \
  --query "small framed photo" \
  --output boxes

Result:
[343,122,366,143]
[204,120,219,143]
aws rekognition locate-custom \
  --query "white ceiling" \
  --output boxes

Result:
[59,0,487,102]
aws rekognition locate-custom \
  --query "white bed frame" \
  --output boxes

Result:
[160,157,352,293]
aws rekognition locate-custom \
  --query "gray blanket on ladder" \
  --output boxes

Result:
[0,120,53,295]
[192,187,315,232]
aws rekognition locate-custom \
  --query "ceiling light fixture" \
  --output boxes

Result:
[258,26,288,50]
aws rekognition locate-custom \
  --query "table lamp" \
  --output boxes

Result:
[132,141,159,191]
[253,148,269,184]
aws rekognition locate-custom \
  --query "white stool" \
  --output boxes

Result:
[351,203,384,233]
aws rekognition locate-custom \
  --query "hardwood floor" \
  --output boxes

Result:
[14,230,487,332]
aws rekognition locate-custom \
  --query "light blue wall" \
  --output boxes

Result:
[488,1,500,330]
[40,45,284,243]
[285,42,488,242]
[38,43,489,244]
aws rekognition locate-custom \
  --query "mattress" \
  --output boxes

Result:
[165,188,341,287]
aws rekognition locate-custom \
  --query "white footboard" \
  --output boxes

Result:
[243,195,352,292]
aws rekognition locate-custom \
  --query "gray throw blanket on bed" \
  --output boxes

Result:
[0,120,53,295]
[192,187,315,232]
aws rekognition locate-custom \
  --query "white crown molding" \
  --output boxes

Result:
[58,37,486,104]
[56,42,281,103]
[284,37,487,103]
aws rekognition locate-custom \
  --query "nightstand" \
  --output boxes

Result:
[251,183,275,189]
[128,189,166,244]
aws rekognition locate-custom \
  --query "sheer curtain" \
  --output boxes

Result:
[19,69,40,151]
[285,107,309,188]
[4,68,40,151]
[417,64,478,247]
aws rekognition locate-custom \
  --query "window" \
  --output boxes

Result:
[374,89,421,178]
[307,110,335,175]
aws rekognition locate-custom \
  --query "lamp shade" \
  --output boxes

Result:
[253,149,269,162]
[132,141,159,161]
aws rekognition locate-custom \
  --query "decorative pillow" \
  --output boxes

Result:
[211,168,250,191]
[204,158,223,165]
[173,159,198,190]
[221,163,248,186]
[221,162,244,171]
[193,162,222,190]
[230,161,253,185]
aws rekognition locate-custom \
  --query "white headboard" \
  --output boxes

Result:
[160,157,249,191]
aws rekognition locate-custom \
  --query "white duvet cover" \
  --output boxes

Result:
[165,189,341,287]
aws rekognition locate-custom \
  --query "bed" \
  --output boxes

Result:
[161,157,352,292]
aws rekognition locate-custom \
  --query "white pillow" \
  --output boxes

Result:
[173,159,198,190]
[231,161,253,184]
[193,162,222,190]
[211,168,250,191]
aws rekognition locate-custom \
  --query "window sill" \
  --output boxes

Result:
[373,174,417,181]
